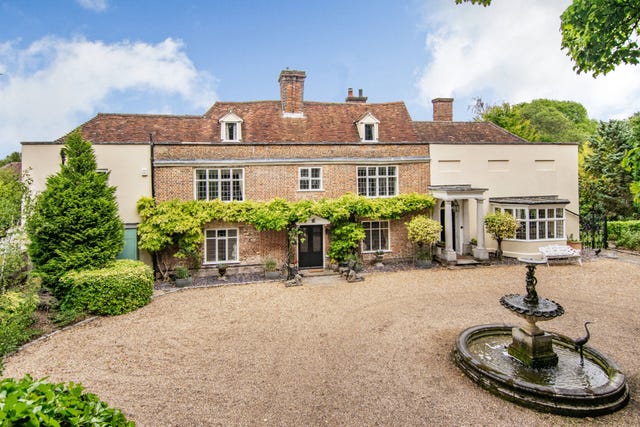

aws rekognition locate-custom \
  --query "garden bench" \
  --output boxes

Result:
[539,244,582,266]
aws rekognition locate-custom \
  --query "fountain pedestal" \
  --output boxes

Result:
[509,327,557,368]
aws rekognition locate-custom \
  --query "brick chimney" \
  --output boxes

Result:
[432,98,454,121]
[279,69,306,117]
[346,88,367,103]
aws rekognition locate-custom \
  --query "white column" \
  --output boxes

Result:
[443,200,457,263]
[473,197,489,260]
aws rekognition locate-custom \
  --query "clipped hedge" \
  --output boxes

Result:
[608,220,640,241]
[0,374,133,426]
[60,260,153,316]
[0,290,38,359]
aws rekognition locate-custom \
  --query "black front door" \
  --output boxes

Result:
[298,225,324,268]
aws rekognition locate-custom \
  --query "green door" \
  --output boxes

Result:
[117,226,139,260]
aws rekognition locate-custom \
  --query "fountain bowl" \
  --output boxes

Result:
[453,324,629,417]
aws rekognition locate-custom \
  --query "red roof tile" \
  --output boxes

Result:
[413,121,527,143]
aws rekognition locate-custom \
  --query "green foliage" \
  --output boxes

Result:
[477,99,596,143]
[0,229,30,294]
[26,130,124,298]
[484,211,519,259]
[607,220,640,248]
[328,222,365,263]
[138,192,435,267]
[264,257,278,271]
[174,266,191,279]
[621,113,640,207]
[0,152,20,168]
[0,168,31,239]
[581,120,637,219]
[60,260,153,316]
[0,289,38,359]
[561,0,640,76]
[0,375,133,426]
[406,215,442,260]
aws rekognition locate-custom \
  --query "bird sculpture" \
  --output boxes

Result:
[573,321,592,364]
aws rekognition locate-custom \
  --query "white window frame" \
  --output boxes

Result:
[356,112,380,142]
[362,220,391,253]
[195,168,245,201]
[494,205,566,241]
[357,165,398,198]
[219,112,243,142]
[298,167,323,191]
[204,228,239,264]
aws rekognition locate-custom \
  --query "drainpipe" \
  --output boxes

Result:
[149,132,155,198]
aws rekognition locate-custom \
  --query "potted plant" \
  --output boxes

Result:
[264,257,280,280]
[174,266,192,287]
[567,234,582,250]
[373,250,385,266]
[217,264,228,281]
[406,215,442,268]
[484,211,519,260]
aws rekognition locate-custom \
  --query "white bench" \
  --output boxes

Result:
[539,245,582,266]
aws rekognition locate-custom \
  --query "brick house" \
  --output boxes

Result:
[21,69,579,271]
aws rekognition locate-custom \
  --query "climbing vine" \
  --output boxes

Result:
[137,193,435,275]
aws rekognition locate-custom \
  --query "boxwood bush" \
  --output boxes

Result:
[60,260,153,316]
[0,374,133,426]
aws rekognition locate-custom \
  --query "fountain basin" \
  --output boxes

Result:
[453,324,629,417]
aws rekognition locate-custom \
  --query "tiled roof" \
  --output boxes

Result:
[413,121,527,144]
[65,101,418,144]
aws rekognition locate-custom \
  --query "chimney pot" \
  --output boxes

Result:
[348,88,353,97]
[346,87,368,103]
[358,88,363,97]
[432,98,454,121]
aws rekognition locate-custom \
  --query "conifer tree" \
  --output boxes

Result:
[26,130,123,297]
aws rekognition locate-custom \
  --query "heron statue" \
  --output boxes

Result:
[573,321,592,364]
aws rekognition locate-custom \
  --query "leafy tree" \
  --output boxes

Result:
[476,99,596,143]
[484,211,519,260]
[457,0,640,76]
[622,113,640,207]
[26,130,124,297]
[406,215,442,260]
[0,152,20,168]
[581,120,637,219]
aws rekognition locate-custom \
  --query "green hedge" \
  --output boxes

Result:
[608,220,640,250]
[0,375,133,426]
[0,291,38,359]
[60,260,153,316]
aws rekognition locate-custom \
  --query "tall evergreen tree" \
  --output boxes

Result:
[26,130,124,297]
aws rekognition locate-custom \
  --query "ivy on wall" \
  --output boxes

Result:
[137,192,435,272]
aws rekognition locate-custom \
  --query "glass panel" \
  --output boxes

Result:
[300,168,309,177]
[226,123,235,140]
[196,169,206,180]
[197,181,206,200]
[368,167,376,175]
[388,166,396,176]
[217,239,227,261]
[232,169,242,179]
[357,178,367,196]
[529,222,537,240]
[209,181,218,200]
[504,208,513,215]
[300,180,309,190]
[538,222,547,239]
[206,238,216,262]
[516,209,526,220]
[388,177,396,195]
[311,179,320,190]
[368,178,376,197]
[547,208,555,218]
[556,220,564,237]
[556,208,564,218]
[209,169,218,180]
[548,223,555,238]
[227,238,237,261]
[378,167,387,176]
[529,209,537,219]
[516,222,526,239]
[357,167,366,177]
[378,178,387,196]
[311,168,321,178]
[232,180,243,200]
[538,209,546,219]
[380,225,389,250]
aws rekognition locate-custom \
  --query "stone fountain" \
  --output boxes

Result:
[453,259,629,417]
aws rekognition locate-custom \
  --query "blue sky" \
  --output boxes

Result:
[1,0,639,158]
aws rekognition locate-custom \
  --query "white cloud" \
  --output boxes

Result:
[417,0,640,122]
[76,0,108,12]
[0,37,217,156]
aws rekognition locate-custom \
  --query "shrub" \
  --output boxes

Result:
[406,215,442,259]
[0,228,30,294]
[0,374,133,426]
[0,290,38,359]
[26,130,124,298]
[484,211,520,259]
[607,220,640,244]
[60,260,153,316]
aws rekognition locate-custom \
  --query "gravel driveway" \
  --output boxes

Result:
[4,259,640,426]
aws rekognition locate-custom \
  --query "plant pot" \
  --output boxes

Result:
[567,241,582,250]
[175,277,192,287]
[265,271,280,280]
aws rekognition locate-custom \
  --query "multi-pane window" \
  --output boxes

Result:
[498,206,565,241]
[205,229,238,263]
[364,124,374,141]
[225,123,237,141]
[195,168,244,201]
[362,221,390,252]
[357,166,397,197]
[299,167,322,191]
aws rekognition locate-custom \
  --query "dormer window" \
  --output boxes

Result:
[356,112,379,142]
[219,112,243,142]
